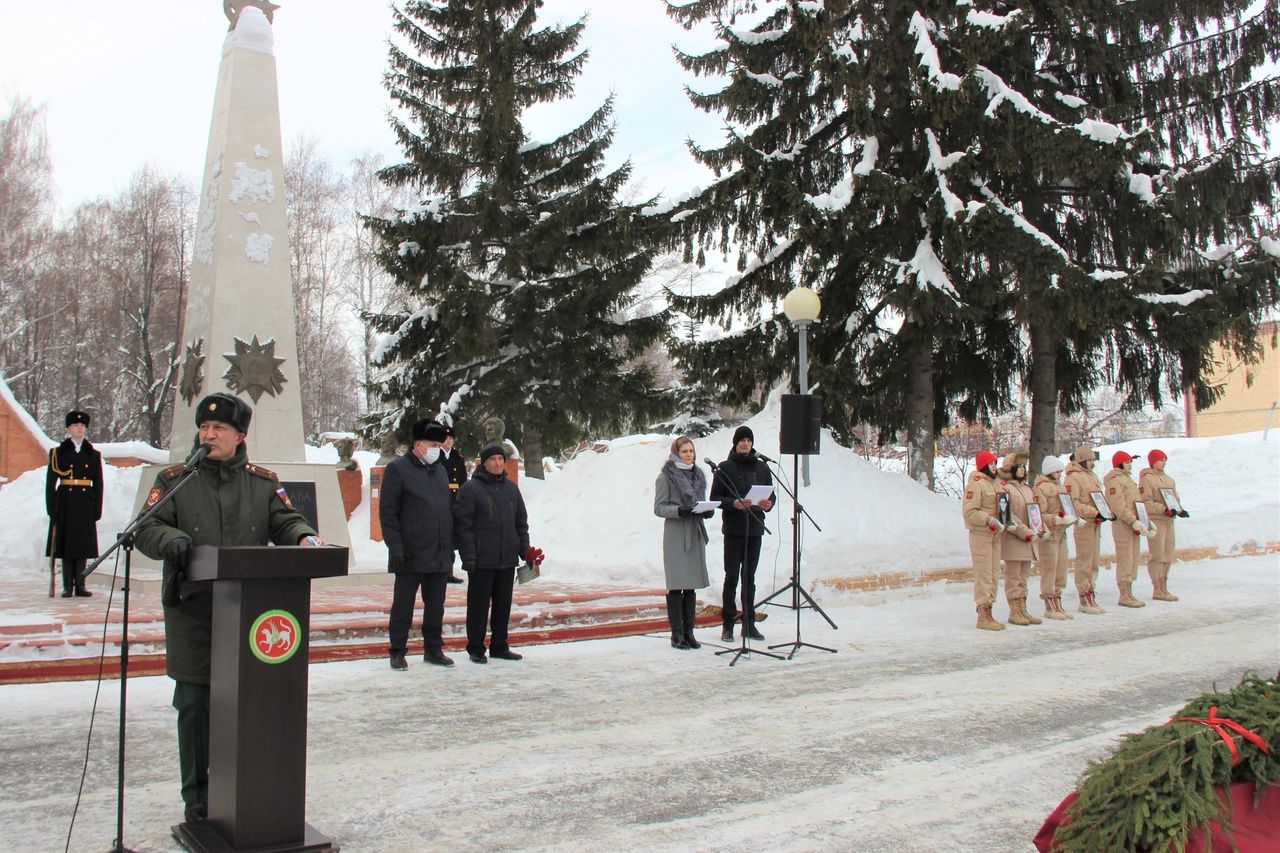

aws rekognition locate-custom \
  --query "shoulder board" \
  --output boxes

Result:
[162,465,187,479]
[245,463,279,482]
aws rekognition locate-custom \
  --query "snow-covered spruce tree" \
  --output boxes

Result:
[959,0,1279,471]
[665,1,1277,486]
[364,0,670,475]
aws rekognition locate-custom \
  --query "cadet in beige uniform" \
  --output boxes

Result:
[1032,456,1073,620]
[962,451,1005,631]
[1062,445,1105,614]
[1139,448,1187,602]
[1103,450,1154,608]
[997,452,1041,626]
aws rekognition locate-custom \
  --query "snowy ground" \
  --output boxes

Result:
[1,552,1275,853]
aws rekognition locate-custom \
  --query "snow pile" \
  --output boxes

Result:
[222,5,274,57]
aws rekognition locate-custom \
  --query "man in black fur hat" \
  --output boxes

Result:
[45,410,103,597]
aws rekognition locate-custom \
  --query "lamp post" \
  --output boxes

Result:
[783,287,821,484]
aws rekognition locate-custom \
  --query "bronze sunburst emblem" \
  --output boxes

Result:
[222,334,287,403]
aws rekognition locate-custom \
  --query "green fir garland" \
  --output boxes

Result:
[1053,672,1280,852]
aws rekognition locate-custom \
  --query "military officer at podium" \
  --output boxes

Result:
[135,392,320,826]
[45,410,103,597]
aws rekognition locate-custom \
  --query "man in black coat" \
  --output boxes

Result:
[709,425,774,642]
[45,410,103,597]
[453,443,530,664]
[380,419,455,669]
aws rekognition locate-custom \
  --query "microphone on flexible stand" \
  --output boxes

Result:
[704,458,720,470]
[753,451,775,463]
[183,443,214,473]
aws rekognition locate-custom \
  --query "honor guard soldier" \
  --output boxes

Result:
[442,424,467,584]
[45,410,103,597]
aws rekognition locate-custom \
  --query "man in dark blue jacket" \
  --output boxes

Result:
[380,419,455,669]
[709,425,774,642]
[453,442,530,664]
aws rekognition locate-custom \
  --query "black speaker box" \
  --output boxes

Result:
[779,394,822,455]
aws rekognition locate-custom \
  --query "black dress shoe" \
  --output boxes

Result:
[61,589,73,598]
[389,653,408,671]
[720,625,733,642]
[447,574,464,584]
[184,803,207,824]
[489,649,523,661]
[424,649,455,667]
[744,625,765,641]
[74,587,93,597]
[468,652,487,664]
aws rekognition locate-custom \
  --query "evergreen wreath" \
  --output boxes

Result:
[1049,672,1278,852]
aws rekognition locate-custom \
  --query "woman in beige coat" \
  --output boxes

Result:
[1032,456,1074,620]
[997,452,1041,626]
[1139,448,1187,601]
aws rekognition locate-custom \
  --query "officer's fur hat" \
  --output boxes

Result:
[195,393,252,433]
[412,419,447,442]
[65,410,91,427]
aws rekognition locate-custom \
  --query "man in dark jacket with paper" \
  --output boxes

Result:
[380,418,455,669]
[135,392,319,826]
[454,443,530,664]
[709,425,774,642]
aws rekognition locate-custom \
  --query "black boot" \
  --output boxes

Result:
[743,612,764,641]
[666,592,690,649]
[60,560,74,597]
[681,591,701,649]
[69,560,92,596]
[720,623,733,643]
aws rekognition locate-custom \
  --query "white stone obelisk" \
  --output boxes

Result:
[127,4,351,569]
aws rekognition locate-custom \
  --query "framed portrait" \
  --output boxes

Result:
[1027,503,1045,535]
[1160,488,1183,514]
[1135,501,1151,528]
[1090,491,1114,521]
[997,493,1011,526]
[1059,493,1078,519]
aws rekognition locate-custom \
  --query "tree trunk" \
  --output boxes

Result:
[1028,322,1057,477]
[522,426,545,480]
[905,346,935,491]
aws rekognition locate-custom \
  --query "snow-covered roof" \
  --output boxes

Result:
[0,376,55,451]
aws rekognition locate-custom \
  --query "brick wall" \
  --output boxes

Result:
[1188,321,1280,437]
[0,411,50,486]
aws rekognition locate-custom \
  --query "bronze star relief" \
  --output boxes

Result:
[222,334,287,403]
[179,338,206,405]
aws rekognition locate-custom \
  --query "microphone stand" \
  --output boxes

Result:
[706,459,783,667]
[79,459,206,853]
[756,454,837,659]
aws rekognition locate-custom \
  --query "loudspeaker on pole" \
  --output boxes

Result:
[779,394,822,455]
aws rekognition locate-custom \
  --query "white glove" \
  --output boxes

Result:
[1005,523,1019,533]
[1131,521,1146,535]
[1038,529,1051,540]
[1074,517,1088,527]
[1054,515,1074,527]
[1147,525,1159,538]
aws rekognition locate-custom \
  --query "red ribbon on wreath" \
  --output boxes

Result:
[1172,706,1270,766]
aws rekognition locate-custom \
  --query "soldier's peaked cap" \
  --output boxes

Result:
[195,393,252,433]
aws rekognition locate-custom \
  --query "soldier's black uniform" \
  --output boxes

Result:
[45,410,103,597]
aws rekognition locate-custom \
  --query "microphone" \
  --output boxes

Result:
[183,443,213,472]
[703,458,720,469]
[753,451,775,463]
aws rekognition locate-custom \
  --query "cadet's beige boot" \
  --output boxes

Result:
[1079,590,1105,615]
[976,604,1005,631]
[1006,598,1031,626]
[1054,596,1075,619]
[1042,596,1068,620]
[1153,569,1179,602]
[1018,598,1042,625]
[1118,582,1145,608]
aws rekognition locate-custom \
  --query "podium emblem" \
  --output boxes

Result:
[249,609,301,664]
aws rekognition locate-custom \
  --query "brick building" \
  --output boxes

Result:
[0,377,55,487]
[1185,320,1280,437]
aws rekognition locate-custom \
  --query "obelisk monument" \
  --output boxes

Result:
[130,1,350,561]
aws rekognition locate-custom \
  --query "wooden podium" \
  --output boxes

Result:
[173,545,348,853]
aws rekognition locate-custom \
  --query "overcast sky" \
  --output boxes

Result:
[0,1,725,215]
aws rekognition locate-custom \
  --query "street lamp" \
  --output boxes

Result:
[783,287,820,484]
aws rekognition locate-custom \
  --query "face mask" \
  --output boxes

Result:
[424,447,442,464]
